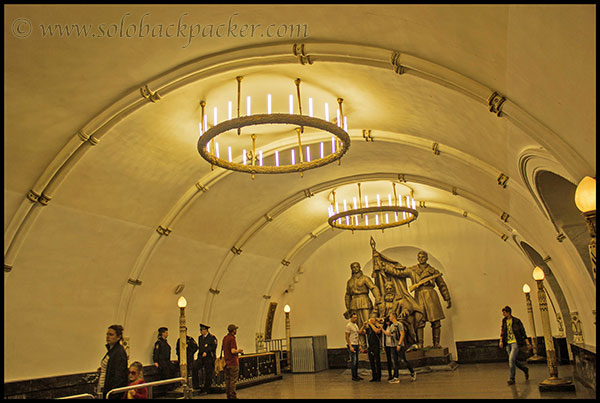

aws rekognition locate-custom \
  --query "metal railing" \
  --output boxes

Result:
[263,338,287,353]
[106,377,185,399]
[56,393,95,399]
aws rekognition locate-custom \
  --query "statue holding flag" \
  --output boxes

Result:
[370,238,452,349]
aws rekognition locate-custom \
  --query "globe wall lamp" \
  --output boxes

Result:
[175,296,192,398]
[532,267,575,391]
[522,283,545,362]
[574,176,596,284]
[284,304,291,369]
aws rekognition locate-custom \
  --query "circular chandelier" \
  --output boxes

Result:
[197,76,351,178]
[327,181,419,231]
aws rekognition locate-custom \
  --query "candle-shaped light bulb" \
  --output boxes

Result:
[215,142,220,158]
[199,122,203,136]
[259,150,263,166]
[320,142,324,159]
[228,101,233,120]
[394,212,398,222]
[289,94,294,114]
[213,107,218,125]
[246,96,251,115]
[336,108,341,127]
[343,116,348,132]
[388,194,392,206]
[308,98,313,117]
[412,198,416,209]
[406,196,410,208]
[291,149,295,164]
[377,194,381,207]
[353,197,357,210]
[267,94,272,114]
[335,201,339,214]
[228,146,232,162]
[343,199,347,212]
[385,213,389,224]
[206,142,210,153]
[275,150,279,167]
[365,215,369,226]
[203,114,208,131]
[242,149,247,165]
[375,215,379,225]
[346,216,350,225]
[402,211,406,220]
[365,195,369,208]
[324,103,329,121]
[306,146,311,162]
[355,215,359,225]
[331,137,336,153]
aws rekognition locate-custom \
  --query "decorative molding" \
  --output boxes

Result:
[292,43,313,65]
[262,295,271,300]
[303,189,314,198]
[26,190,40,203]
[195,182,209,192]
[209,288,220,295]
[38,193,52,206]
[500,212,510,222]
[156,225,172,236]
[390,51,407,75]
[556,233,566,242]
[501,234,509,241]
[570,311,584,344]
[309,232,318,239]
[77,129,90,142]
[140,84,161,103]
[281,259,291,266]
[264,214,273,222]
[487,91,506,117]
[87,135,99,146]
[452,187,458,196]
[543,255,552,263]
[362,129,374,142]
[397,174,406,183]
[231,246,243,255]
[4,264,12,272]
[462,211,468,217]
[419,201,427,208]
[432,142,440,155]
[497,173,509,188]
[127,278,142,286]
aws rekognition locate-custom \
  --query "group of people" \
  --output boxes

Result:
[345,312,416,383]
[97,322,243,399]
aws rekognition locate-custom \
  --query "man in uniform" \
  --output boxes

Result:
[375,250,451,348]
[343,261,381,351]
[153,327,174,395]
[195,323,217,394]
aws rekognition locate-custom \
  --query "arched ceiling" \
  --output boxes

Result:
[4,4,595,381]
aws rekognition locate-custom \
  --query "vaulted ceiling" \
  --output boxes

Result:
[4,4,595,381]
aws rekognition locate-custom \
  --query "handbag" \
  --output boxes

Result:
[214,346,226,375]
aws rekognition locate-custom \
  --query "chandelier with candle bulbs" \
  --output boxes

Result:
[327,181,419,231]
[197,76,351,178]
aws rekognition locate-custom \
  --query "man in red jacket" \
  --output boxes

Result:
[222,324,244,399]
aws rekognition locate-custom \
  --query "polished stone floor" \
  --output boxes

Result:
[192,362,595,399]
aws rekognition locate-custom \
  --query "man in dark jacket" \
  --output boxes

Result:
[176,332,199,383]
[195,323,218,394]
[499,306,531,385]
[101,324,128,399]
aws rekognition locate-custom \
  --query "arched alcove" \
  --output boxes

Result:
[535,170,593,282]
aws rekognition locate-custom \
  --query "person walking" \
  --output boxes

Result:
[97,324,128,399]
[223,324,244,399]
[361,317,382,382]
[345,312,362,382]
[499,306,531,385]
[195,323,218,394]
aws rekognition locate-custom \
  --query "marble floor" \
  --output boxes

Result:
[191,362,595,399]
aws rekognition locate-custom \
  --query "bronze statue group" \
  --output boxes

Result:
[344,238,452,383]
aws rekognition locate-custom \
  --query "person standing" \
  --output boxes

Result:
[384,311,416,383]
[153,327,174,395]
[499,306,531,385]
[345,313,362,382]
[97,324,128,399]
[223,324,244,399]
[176,330,198,387]
[195,323,218,394]
[361,317,382,382]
